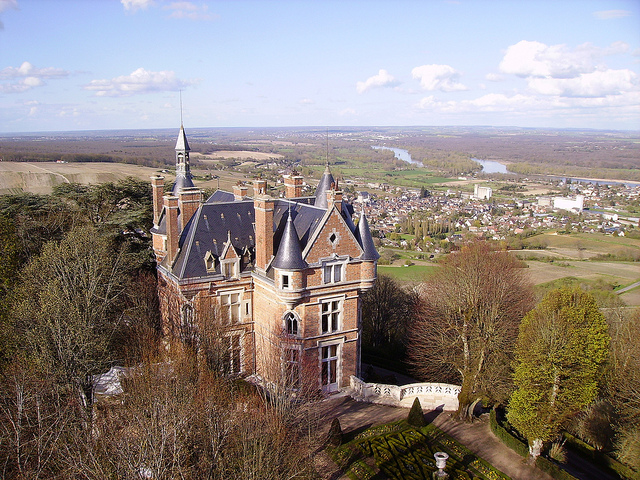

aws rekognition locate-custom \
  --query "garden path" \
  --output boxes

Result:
[313,395,555,480]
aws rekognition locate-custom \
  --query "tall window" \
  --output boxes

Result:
[285,348,300,388]
[222,334,242,375]
[323,262,343,284]
[221,259,239,279]
[321,299,341,334]
[180,304,195,342]
[220,292,241,324]
[285,311,299,336]
[321,344,338,389]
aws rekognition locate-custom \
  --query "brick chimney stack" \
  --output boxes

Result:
[151,175,165,226]
[253,179,267,197]
[327,189,343,212]
[254,194,274,273]
[284,174,304,198]
[233,184,249,200]
[164,195,180,265]
[178,187,202,232]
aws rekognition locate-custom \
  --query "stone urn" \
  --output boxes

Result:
[433,451,449,479]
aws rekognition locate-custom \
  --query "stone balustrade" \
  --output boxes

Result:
[349,375,461,411]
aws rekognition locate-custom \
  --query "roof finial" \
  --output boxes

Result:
[179,90,183,126]
[325,127,329,167]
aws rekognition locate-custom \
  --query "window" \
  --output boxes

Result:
[321,299,341,333]
[282,273,290,289]
[204,251,216,272]
[285,311,299,336]
[321,344,339,389]
[285,348,300,388]
[220,292,241,324]
[180,304,195,342]
[323,262,343,284]
[221,259,239,279]
[222,334,242,375]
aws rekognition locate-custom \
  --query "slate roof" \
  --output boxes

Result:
[169,200,255,279]
[271,209,307,270]
[175,124,190,152]
[172,174,195,194]
[355,211,380,261]
[314,165,335,209]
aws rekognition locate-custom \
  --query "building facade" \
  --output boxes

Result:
[150,126,379,392]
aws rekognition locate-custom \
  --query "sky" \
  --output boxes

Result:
[0,0,639,133]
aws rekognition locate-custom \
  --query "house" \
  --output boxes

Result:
[150,125,379,393]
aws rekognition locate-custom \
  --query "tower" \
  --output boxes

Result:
[172,124,195,194]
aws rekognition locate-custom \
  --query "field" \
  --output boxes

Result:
[380,233,640,305]
[0,161,163,195]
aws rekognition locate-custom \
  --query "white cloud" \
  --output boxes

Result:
[163,2,216,20]
[500,41,594,78]
[299,98,314,105]
[121,0,154,12]
[356,69,399,94]
[527,69,638,97]
[593,10,631,20]
[411,64,467,92]
[339,108,356,116]
[485,73,504,82]
[84,68,197,97]
[0,61,69,93]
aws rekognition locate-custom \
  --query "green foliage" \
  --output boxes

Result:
[489,409,529,458]
[407,397,426,427]
[338,421,510,480]
[12,225,127,397]
[508,287,610,451]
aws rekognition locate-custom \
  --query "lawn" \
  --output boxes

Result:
[328,420,509,480]
[378,265,438,282]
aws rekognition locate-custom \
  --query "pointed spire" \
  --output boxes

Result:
[175,124,191,152]
[355,211,379,261]
[314,163,335,209]
[272,208,307,270]
[172,123,195,194]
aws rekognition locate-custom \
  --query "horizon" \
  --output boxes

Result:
[1,0,639,133]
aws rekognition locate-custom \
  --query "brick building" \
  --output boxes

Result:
[150,125,378,393]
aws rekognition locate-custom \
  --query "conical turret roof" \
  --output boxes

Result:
[314,164,335,209]
[355,211,379,261]
[272,209,307,270]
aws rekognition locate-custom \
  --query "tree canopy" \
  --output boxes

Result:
[507,287,610,457]
[409,240,534,419]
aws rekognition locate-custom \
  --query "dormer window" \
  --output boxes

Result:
[204,251,216,272]
[221,258,239,279]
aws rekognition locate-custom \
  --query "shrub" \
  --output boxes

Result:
[327,417,343,447]
[549,440,567,464]
[407,397,426,427]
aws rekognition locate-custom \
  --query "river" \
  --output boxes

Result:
[371,145,508,174]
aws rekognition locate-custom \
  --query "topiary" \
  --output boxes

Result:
[327,417,343,446]
[407,397,425,427]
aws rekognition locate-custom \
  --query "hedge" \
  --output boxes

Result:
[489,409,580,480]
[563,432,640,480]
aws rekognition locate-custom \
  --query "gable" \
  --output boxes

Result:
[303,206,363,264]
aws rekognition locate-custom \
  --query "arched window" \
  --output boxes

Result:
[284,311,299,336]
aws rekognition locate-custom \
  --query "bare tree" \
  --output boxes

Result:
[409,240,534,420]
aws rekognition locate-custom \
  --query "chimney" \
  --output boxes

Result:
[284,174,304,198]
[327,189,343,212]
[233,184,249,200]
[178,187,202,232]
[253,179,267,197]
[164,195,179,265]
[254,194,274,272]
[151,175,165,226]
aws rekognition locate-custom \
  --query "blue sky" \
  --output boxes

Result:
[0,0,639,132]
